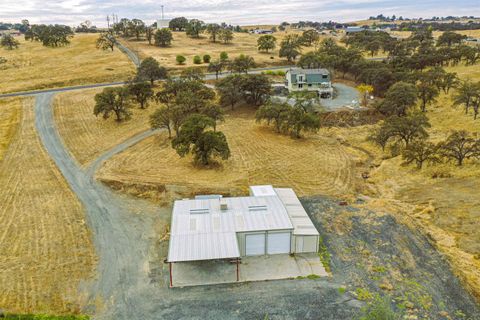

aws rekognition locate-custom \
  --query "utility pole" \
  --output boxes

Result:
[107,15,110,30]
[161,5,164,20]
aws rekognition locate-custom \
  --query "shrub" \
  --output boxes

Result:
[358,294,403,320]
[220,51,229,61]
[203,54,211,63]
[356,288,374,301]
[276,70,286,76]
[176,55,186,65]
[318,236,331,272]
[193,55,202,64]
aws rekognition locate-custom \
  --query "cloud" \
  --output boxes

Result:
[0,0,478,26]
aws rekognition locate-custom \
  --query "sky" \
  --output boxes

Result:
[0,0,479,27]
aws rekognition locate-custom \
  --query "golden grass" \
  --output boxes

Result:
[120,30,324,70]
[0,98,22,161]
[0,98,96,314]
[0,33,135,94]
[96,106,364,200]
[54,88,155,166]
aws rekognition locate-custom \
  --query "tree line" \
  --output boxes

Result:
[92,51,322,165]
[24,24,74,47]
[110,17,241,49]
[1,22,74,50]
[293,29,479,98]
[368,80,480,168]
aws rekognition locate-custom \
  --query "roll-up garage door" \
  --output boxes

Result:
[267,232,291,254]
[245,233,265,256]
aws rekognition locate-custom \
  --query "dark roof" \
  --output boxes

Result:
[345,27,364,32]
[288,68,330,75]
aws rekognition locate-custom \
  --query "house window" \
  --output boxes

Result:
[308,84,312,87]
[322,75,328,79]
[297,75,305,82]
[298,84,303,89]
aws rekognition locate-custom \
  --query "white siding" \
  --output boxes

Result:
[267,232,291,254]
[245,233,266,256]
[294,235,319,253]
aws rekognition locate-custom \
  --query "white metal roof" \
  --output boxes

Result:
[274,188,320,236]
[168,193,294,262]
[168,232,240,262]
[249,185,277,197]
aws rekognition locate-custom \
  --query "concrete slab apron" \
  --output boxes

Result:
[34,93,160,319]
[172,254,328,287]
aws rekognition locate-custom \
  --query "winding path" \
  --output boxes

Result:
[34,93,163,319]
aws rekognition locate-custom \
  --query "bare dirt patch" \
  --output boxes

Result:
[302,196,480,319]
[0,98,96,314]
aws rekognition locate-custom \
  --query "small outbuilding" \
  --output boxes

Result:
[345,26,365,35]
[167,185,320,287]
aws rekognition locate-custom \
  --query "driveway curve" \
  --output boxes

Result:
[34,93,163,319]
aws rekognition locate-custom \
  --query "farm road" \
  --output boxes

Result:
[34,93,165,319]
[0,66,290,99]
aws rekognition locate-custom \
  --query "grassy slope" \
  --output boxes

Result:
[53,88,154,166]
[0,98,22,161]
[0,98,96,314]
[120,30,324,71]
[331,62,480,300]
[96,106,362,201]
[0,33,135,94]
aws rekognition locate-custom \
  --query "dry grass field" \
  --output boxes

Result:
[54,88,154,166]
[96,106,365,201]
[0,33,135,94]
[0,98,96,314]
[0,98,22,161]
[120,30,325,70]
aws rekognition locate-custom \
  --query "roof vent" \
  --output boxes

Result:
[220,199,228,211]
[248,205,267,212]
[189,208,210,214]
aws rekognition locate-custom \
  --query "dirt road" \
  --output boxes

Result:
[34,93,165,318]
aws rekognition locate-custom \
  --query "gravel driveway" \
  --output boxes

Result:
[273,83,360,111]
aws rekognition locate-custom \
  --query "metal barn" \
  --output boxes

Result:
[167,185,320,286]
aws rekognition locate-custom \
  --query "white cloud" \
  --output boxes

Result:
[0,0,478,26]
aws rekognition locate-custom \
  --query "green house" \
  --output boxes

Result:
[285,68,333,98]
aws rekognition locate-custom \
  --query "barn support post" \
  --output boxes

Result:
[236,258,239,282]
[169,262,173,288]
